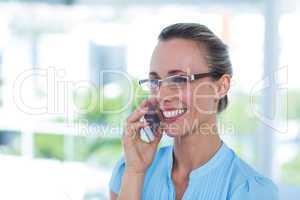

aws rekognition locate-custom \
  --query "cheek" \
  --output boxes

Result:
[189,84,217,115]
[179,89,191,107]
[178,89,200,121]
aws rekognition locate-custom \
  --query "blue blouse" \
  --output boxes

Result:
[109,141,278,200]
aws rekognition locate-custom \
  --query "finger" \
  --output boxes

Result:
[123,121,149,139]
[126,100,149,123]
[127,98,159,123]
[151,126,163,146]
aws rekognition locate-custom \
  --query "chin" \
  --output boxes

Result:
[165,131,177,137]
[164,128,184,138]
[162,119,186,138]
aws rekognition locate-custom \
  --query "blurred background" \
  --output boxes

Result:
[0,0,299,199]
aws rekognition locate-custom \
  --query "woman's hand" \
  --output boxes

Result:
[122,98,163,174]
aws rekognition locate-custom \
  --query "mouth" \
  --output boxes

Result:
[161,108,187,123]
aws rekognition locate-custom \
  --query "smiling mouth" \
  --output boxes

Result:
[161,108,187,122]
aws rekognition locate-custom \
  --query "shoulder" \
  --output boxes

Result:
[228,154,278,200]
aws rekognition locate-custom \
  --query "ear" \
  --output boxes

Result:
[216,74,231,99]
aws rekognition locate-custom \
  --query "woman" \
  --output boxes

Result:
[109,23,278,200]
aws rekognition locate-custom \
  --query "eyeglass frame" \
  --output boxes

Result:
[138,72,214,91]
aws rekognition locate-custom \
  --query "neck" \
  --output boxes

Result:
[172,117,222,176]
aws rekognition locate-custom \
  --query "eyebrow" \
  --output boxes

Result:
[149,69,186,78]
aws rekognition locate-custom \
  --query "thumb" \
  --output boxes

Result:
[152,127,163,146]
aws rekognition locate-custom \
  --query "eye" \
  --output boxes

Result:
[149,79,159,88]
[170,76,188,84]
[149,79,158,83]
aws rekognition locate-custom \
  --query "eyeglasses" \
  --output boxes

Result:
[138,72,213,92]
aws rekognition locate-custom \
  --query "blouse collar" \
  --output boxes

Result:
[167,141,233,180]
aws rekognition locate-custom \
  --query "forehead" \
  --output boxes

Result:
[150,38,209,77]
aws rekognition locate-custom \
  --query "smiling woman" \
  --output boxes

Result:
[109,23,278,200]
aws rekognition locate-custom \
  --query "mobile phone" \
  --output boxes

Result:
[140,103,162,142]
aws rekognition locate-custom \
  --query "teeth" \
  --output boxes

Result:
[163,109,186,118]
